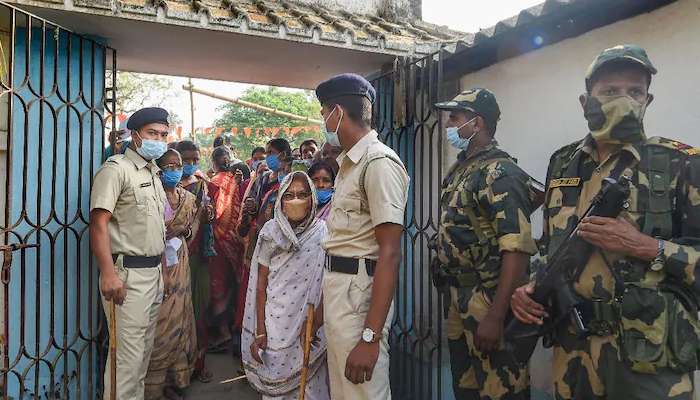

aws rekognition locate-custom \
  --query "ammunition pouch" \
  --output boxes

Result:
[619,284,700,374]
[576,299,619,337]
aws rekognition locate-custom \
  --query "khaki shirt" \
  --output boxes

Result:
[90,147,166,257]
[323,130,409,259]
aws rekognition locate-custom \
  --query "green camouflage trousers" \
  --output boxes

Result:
[446,287,529,400]
[553,328,693,399]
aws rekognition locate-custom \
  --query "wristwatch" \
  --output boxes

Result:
[362,327,381,344]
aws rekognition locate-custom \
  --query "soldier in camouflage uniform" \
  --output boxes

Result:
[432,89,540,399]
[511,45,700,399]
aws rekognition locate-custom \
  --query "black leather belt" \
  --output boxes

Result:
[327,256,376,277]
[112,254,161,268]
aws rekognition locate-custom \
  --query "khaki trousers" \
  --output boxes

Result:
[322,262,393,400]
[102,262,163,400]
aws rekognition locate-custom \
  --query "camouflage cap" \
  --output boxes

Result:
[585,44,657,88]
[434,88,501,125]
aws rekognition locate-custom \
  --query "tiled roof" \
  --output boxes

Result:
[15,0,465,56]
[438,0,676,74]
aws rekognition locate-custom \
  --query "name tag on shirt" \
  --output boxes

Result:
[140,182,152,188]
[549,178,581,188]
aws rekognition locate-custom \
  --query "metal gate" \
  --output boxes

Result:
[0,2,117,398]
[371,51,451,400]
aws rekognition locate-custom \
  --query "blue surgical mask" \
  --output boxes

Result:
[316,188,334,205]
[446,117,478,151]
[135,132,167,160]
[267,154,281,172]
[322,107,342,147]
[182,163,198,177]
[161,169,183,188]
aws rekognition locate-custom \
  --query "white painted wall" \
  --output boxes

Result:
[451,0,700,237]
[450,0,700,397]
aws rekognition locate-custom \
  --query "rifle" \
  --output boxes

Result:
[504,176,631,365]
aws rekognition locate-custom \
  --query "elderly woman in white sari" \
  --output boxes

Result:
[242,171,330,400]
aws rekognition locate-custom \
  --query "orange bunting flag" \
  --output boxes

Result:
[204,127,212,135]
[215,127,224,136]
[289,127,303,137]
[243,128,252,137]
[231,127,238,136]
[271,127,280,136]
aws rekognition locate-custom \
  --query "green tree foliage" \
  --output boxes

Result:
[211,86,322,160]
[111,71,181,122]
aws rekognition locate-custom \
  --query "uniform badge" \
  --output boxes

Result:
[549,178,581,188]
[140,182,152,188]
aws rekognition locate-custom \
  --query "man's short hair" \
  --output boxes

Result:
[213,136,225,148]
[323,95,372,129]
[251,146,265,157]
[300,139,319,151]
[175,140,199,153]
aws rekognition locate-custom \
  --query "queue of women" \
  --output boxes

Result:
[141,134,339,399]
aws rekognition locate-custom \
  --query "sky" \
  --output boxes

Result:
[163,0,543,131]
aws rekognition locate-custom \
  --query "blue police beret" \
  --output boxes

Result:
[315,73,376,104]
[127,107,170,130]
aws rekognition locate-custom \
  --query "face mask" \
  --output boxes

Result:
[446,117,478,151]
[134,131,167,160]
[584,95,647,145]
[161,169,183,188]
[316,188,333,205]
[322,107,342,147]
[267,154,281,172]
[277,171,288,183]
[182,163,198,177]
[283,198,310,222]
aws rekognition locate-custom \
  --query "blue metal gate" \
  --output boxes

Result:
[371,51,454,400]
[0,2,116,398]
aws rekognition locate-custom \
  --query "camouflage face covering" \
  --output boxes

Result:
[584,95,647,144]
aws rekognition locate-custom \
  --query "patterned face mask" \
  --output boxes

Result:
[584,94,647,145]
[282,198,310,222]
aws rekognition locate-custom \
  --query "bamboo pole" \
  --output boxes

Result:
[298,304,315,400]
[188,77,195,143]
[183,84,324,125]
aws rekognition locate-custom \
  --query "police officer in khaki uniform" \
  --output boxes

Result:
[90,107,170,400]
[306,74,409,400]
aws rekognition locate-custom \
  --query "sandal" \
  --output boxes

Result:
[196,368,214,383]
[207,339,231,354]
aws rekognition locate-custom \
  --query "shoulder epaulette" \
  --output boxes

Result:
[550,139,583,161]
[646,136,700,156]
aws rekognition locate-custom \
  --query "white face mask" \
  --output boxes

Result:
[321,107,343,147]
[446,117,478,151]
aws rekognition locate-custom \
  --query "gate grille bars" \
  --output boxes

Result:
[0,2,115,398]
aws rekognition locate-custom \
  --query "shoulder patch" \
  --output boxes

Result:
[646,136,700,155]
